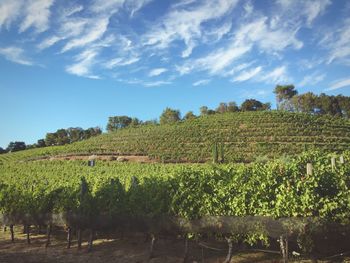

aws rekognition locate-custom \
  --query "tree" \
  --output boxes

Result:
[160,107,181,125]
[56,129,70,145]
[273,85,298,110]
[337,95,350,118]
[240,99,269,111]
[200,106,208,116]
[107,116,132,132]
[45,132,57,146]
[291,92,317,113]
[37,139,46,148]
[216,103,228,113]
[316,94,342,116]
[0,147,7,154]
[67,128,84,143]
[84,127,102,139]
[227,102,239,112]
[6,141,26,152]
[184,111,197,120]
[130,118,141,127]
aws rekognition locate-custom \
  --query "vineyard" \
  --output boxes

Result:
[1,151,350,261]
[1,111,350,163]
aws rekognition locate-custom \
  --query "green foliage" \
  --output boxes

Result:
[160,107,181,125]
[240,99,270,111]
[1,111,350,164]
[0,151,350,251]
[107,116,132,132]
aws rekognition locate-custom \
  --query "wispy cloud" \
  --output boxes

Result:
[19,0,54,33]
[149,68,168,77]
[61,17,110,53]
[177,43,251,75]
[320,18,350,65]
[0,46,33,65]
[65,48,101,79]
[276,0,331,27]
[298,72,326,87]
[232,66,262,82]
[143,80,172,87]
[193,79,211,86]
[0,0,23,30]
[104,56,140,69]
[143,0,239,57]
[259,66,290,84]
[326,78,350,91]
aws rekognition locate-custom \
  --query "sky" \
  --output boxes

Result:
[0,0,350,148]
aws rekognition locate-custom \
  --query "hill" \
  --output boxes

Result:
[1,111,350,163]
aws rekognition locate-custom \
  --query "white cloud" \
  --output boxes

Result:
[276,0,331,26]
[19,0,54,33]
[193,79,210,86]
[232,66,262,82]
[321,18,350,65]
[90,0,152,16]
[143,0,239,57]
[326,78,350,91]
[143,80,171,87]
[104,56,140,69]
[223,62,256,76]
[65,48,100,79]
[61,17,109,52]
[205,22,232,42]
[61,4,84,17]
[298,72,326,87]
[0,0,23,30]
[37,36,62,50]
[149,68,168,77]
[260,66,290,84]
[235,17,303,52]
[0,46,33,65]
[177,42,251,75]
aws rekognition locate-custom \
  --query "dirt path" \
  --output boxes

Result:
[0,227,284,263]
[1,227,347,262]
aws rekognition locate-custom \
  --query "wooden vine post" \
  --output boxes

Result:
[77,229,82,250]
[212,142,218,164]
[331,157,336,172]
[45,224,52,248]
[183,234,189,263]
[224,237,233,263]
[306,163,313,176]
[149,233,157,259]
[26,224,30,244]
[279,235,289,263]
[340,155,344,164]
[10,225,14,242]
[67,227,72,249]
[88,229,94,252]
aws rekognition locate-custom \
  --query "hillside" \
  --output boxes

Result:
[1,111,350,163]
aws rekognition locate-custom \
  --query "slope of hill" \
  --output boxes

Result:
[2,111,350,163]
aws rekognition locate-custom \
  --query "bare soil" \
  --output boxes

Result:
[1,227,347,263]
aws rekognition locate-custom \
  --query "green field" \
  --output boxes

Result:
[1,111,350,260]
[1,111,350,163]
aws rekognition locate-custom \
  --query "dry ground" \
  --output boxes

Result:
[0,227,348,263]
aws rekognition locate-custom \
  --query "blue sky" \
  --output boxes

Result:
[0,0,350,148]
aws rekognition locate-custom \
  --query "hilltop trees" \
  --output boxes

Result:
[274,85,298,111]
[45,127,102,146]
[160,108,181,124]
[107,116,132,132]
[6,141,26,152]
[289,92,350,117]
[241,99,271,111]
[0,147,7,154]
[184,111,197,120]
